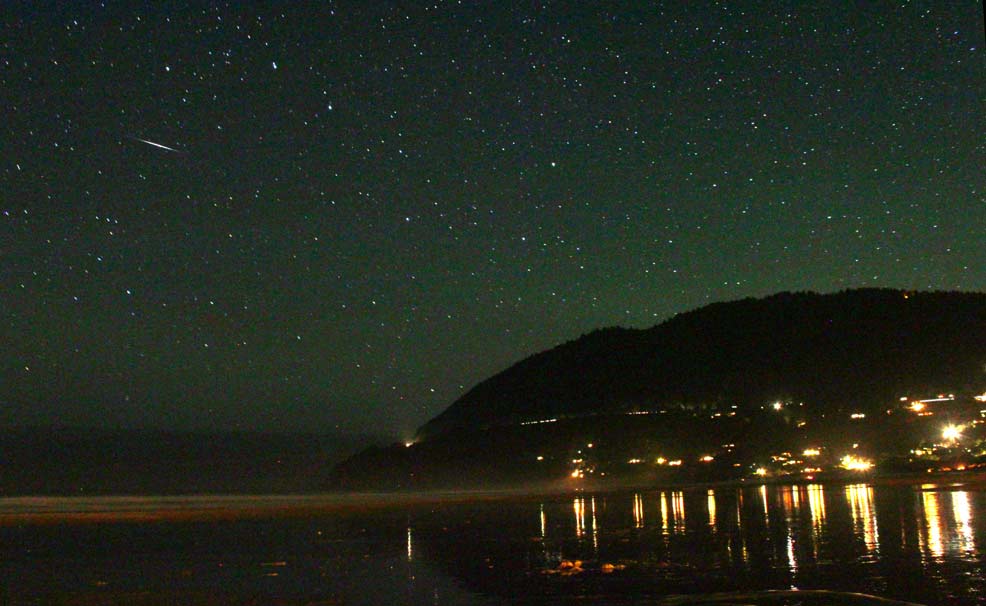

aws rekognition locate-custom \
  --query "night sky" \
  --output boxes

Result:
[2,2,984,437]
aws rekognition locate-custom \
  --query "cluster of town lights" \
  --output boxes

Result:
[564,392,983,482]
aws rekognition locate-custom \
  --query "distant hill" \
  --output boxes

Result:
[332,289,986,490]
[417,289,986,440]
[0,427,384,495]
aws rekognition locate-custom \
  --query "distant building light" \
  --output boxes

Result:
[942,424,963,442]
[699,455,714,462]
[668,459,682,466]
[536,455,544,461]
[910,402,926,412]
[803,448,821,457]
[655,457,667,465]
[627,458,643,464]
[587,443,594,448]
[571,469,583,478]
[975,393,986,403]
[404,441,414,448]
[755,467,768,476]
[850,413,866,419]
[772,401,783,411]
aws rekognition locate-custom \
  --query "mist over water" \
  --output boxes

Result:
[1,483,983,605]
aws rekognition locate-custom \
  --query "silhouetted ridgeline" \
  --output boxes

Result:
[418,289,986,438]
[333,289,986,489]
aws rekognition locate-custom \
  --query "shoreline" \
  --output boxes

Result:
[2,469,984,526]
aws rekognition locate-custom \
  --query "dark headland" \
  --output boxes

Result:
[334,288,986,491]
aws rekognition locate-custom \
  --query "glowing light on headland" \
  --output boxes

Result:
[942,424,962,442]
[840,455,873,471]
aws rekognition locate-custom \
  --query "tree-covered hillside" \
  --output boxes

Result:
[418,289,986,439]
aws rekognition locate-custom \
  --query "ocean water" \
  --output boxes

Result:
[0,483,983,605]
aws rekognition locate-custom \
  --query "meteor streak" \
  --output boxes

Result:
[132,137,181,153]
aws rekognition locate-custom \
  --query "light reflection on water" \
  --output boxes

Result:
[920,489,944,559]
[916,489,980,563]
[707,488,716,528]
[1,485,984,605]
[590,496,599,553]
[759,484,769,525]
[529,483,984,604]
[406,525,413,562]
[806,482,826,564]
[846,483,878,554]
[573,495,586,537]
[671,490,685,531]
[952,491,975,554]
[660,489,669,531]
